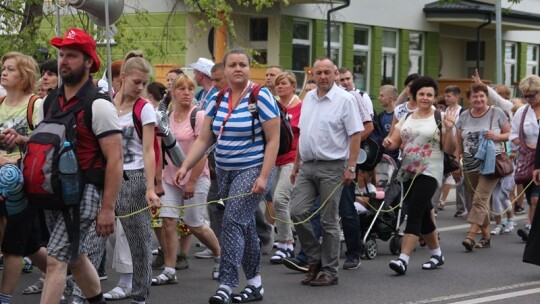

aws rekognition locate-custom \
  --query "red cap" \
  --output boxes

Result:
[50,28,101,73]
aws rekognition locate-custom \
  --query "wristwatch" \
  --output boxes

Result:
[348,166,356,173]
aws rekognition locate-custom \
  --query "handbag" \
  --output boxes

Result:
[489,107,513,178]
[443,153,460,175]
[514,105,536,184]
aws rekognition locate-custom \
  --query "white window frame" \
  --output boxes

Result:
[504,42,517,87]
[408,31,424,75]
[526,44,539,76]
[382,29,399,86]
[324,22,342,67]
[353,26,370,92]
[291,19,312,94]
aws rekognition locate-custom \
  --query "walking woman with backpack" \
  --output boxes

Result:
[151,74,221,285]
[382,76,456,275]
[102,50,160,303]
[175,48,280,304]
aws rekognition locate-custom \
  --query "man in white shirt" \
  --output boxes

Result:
[290,57,363,287]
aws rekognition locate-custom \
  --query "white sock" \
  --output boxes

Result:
[430,247,442,257]
[213,257,221,269]
[286,243,294,251]
[246,275,262,288]
[118,273,133,289]
[218,285,232,294]
[277,242,287,250]
[164,267,175,274]
[398,253,410,264]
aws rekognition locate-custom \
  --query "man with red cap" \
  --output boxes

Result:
[40,28,123,304]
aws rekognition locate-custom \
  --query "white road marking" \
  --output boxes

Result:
[403,280,540,304]
[447,287,540,303]
[438,215,527,232]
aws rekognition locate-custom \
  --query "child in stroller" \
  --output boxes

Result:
[355,154,403,259]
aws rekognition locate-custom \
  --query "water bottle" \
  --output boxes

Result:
[58,141,80,206]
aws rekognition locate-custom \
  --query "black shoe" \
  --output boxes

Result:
[389,258,407,275]
[517,228,529,242]
[283,257,308,273]
[514,205,526,215]
[98,271,107,281]
[342,257,361,270]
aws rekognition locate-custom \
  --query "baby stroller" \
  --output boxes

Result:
[357,154,403,259]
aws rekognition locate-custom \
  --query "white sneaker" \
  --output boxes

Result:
[491,226,503,235]
[503,221,515,234]
[194,248,213,259]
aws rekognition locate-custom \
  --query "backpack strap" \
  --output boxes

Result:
[247,83,262,142]
[190,106,201,132]
[132,98,147,140]
[433,109,443,150]
[211,87,229,134]
[0,95,40,130]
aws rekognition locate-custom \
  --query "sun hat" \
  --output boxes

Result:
[50,28,101,73]
[188,58,214,78]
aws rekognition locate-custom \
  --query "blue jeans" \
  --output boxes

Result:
[296,197,322,264]
[339,182,362,259]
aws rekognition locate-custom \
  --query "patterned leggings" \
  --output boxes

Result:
[217,166,262,287]
[114,169,152,302]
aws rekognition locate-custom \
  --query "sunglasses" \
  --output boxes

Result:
[522,92,538,100]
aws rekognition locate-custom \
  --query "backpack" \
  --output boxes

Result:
[0,95,40,130]
[132,98,161,167]
[358,108,384,171]
[21,86,106,262]
[214,83,294,156]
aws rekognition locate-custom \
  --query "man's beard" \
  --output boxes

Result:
[61,64,86,85]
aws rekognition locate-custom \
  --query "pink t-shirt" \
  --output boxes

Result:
[162,106,210,187]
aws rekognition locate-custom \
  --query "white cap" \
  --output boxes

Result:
[188,58,214,78]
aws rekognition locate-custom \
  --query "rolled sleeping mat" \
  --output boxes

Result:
[0,164,27,216]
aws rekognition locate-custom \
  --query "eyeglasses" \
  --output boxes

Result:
[522,92,538,100]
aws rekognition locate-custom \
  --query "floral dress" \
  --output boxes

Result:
[395,113,445,187]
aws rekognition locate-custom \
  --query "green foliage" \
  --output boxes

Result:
[182,0,287,39]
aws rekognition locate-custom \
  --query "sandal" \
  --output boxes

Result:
[389,258,407,275]
[232,285,264,303]
[270,248,294,264]
[474,238,491,249]
[23,277,45,294]
[462,238,475,252]
[103,285,132,300]
[422,255,445,270]
[437,201,446,210]
[209,288,232,304]
[151,270,178,285]
[212,266,220,280]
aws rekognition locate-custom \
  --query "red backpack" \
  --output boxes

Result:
[132,98,161,166]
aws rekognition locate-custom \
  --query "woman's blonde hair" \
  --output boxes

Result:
[519,75,540,93]
[511,98,525,114]
[121,50,152,75]
[275,72,297,89]
[1,52,39,94]
[172,74,196,90]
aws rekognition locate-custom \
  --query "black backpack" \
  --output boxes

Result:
[358,110,384,171]
[214,83,294,156]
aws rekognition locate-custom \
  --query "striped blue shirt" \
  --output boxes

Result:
[205,84,279,170]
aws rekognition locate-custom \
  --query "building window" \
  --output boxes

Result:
[324,23,342,66]
[382,29,398,85]
[466,41,485,76]
[353,26,370,92]
[292,19,312,71]
[504,42,517,86]
[408,32,424,75]
[526,44,539,76]
[249,18,268,64]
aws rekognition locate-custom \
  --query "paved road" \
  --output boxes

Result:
[11,199,540,304]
